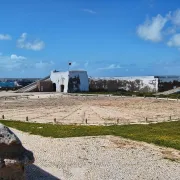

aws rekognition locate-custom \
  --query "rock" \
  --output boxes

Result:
[0,123,34,180]
[0,159,5,168]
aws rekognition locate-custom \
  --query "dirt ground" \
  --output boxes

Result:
[0,92,180,125]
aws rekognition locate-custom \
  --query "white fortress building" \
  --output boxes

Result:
[50,70,89,93]
[16,70,180,93]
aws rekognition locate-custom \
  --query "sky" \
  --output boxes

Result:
[1,0,180,78]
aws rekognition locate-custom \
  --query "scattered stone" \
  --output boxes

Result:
[37,127,43,129]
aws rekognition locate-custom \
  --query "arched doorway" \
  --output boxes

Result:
[53,83,56,92]
[61,84,64,92]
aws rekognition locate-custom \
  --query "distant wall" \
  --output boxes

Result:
[89,76,158,92]
[37,80,53,92]
[156,76,180,92]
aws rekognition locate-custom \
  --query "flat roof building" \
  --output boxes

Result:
[50,70,89,93]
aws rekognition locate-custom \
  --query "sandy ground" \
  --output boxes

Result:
[0,92,180,125]
[10,128,180,180]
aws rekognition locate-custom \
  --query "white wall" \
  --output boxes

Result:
[91,76,159,92]
[117,76,158,92]
[50,71,69,92]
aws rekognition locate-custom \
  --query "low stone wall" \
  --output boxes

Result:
[0,124,34,180]
[37,80,53,92]
[89,77,158,92]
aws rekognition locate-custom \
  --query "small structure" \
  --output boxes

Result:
[50,70,89,93]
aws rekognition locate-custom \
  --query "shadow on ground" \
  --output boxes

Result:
[25,164,60,180]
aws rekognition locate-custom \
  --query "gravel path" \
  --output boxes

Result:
[11,128,180,180]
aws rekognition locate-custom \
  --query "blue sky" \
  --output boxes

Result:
[1,0,180,77]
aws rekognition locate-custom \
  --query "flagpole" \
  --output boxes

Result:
[68,62,71,72]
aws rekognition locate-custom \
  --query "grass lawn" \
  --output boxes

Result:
[0,120,180,150]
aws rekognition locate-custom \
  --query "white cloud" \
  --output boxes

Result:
[17,33,45,51]
[167,33,180,47]
[11,54,26,61]
[171,9,180,26]
[0,34,12,40]
[83,9,96,14]
[35,61,54,69]
[137,14,168,42]
[164,27,176,35]
[98,64,121,70]
[0,53,54,73]
[0,55,27,71]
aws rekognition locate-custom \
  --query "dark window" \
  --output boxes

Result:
[53,83,56,92]
[61,84,64,92]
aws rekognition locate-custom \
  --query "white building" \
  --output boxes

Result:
[50,70,89,93]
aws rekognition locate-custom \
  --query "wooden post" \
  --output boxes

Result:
[85,119,87,124]
[169,116,171,121]
[117,118,119,124]
[145,117,148,123]
[54,118,56,124]
[2,115,4,120]
[26,116,28,121]
[177,98,178,102]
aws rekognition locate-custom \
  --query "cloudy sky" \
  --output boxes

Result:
[1,0,180,77]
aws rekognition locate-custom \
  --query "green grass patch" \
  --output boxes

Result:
[0,120,180,150]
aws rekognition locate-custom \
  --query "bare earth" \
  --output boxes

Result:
[1,92,179,179]
[11,128,180,180]
[0,92,180,125]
